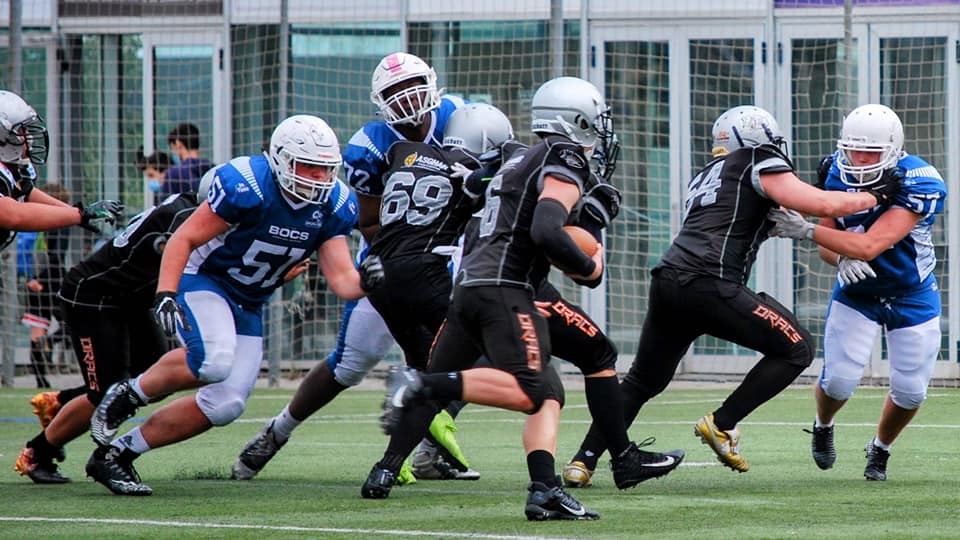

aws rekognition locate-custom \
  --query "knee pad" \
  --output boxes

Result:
[889,388,926,410]
[196,347,233,383]
[820,374,860,402]
[196,387,247,426]
[330,350,382,387]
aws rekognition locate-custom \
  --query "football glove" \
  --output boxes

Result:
[866,166,905,206]
[837,256,876,286]
[579,181,622,229]
[153,291,190,337]
[767,207,815,240]
[359,254,385,293]
[76,199,124,233]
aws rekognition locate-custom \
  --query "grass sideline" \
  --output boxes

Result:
[1,385,958,539]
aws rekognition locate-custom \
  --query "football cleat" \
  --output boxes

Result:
[90,380,145,446]
[561,461,595,488]
[411,449,480,480]
[864,440,890,481]
[805,423,836,470]
[694,413,749,472]
[14,446,71,484]
[380,366,423,436]
[231,420,286,480]
[360,465,397,499]
[428,409,472,470]
[610,438,685,489]
[30,391,62,428]
[85,445,152,496]
[525,480,600,521]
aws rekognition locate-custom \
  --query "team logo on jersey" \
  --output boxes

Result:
[305,210,324,229]
[559,149,586,170]
[269,224,310,241]
[235,182,249,193]
[403,152,448,173]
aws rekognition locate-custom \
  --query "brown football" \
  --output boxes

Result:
[563,225,599,257]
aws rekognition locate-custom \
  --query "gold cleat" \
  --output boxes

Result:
[30,392,61,428]
[561,460,595,488]
[694,413,749,472]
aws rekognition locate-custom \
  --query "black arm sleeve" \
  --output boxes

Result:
[530,198,596,277]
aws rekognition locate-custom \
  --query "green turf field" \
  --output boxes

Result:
[1,384,958,539]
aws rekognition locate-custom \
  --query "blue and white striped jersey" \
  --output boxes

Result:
[186,154,358,307]
[824,151,946,297]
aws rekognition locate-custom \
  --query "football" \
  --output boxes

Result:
[563,225,599,257]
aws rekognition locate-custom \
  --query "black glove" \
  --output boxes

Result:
[153,291,190,337]
[866,166,905,205]
[579,182,622,228]
[359,254,385,293]
[76,199,124,233]
[815,154,834,189]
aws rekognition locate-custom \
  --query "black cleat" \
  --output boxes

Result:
[610,438,685,489]
[90,380,145,446]
[86,445,152,496]
[380,366,422,436]
[525,481,599,521]
[231,420,286,480]
[15,446,71,484]
[864,440,890,481]
[361,465,397,499]
[805,423,836,470]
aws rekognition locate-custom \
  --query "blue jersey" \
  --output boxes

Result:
[824,151,946,297]
[185,155,358,307]
[342,95,465,197]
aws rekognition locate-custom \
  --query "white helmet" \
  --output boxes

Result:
[370,52,441,126]
[711,105,785,155]
[531,77,614,159]
[835,104,904,187]
[196,165,218,203]
[0,90,49,165]
[267,115,341,204]
[442,103,514,155]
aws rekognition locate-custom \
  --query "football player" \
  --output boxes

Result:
[768,104,945,481]
[15,176,210,484]
[231,52,474,483]
[0,90,123,248]
[84,115,384,496]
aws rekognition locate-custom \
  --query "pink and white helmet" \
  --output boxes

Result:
[370,52,441,126]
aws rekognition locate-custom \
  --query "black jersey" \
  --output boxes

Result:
[657,144,794,284]
[459,135,591,291]
[0,161,36,249]
[369,141,484,260]
[59,193,198,309]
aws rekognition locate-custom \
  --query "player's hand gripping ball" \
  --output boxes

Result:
[563,225,599,257]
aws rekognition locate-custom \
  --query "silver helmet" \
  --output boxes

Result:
[530,77,614,160]
[442,103,514,154]
[0,90,49,165]
[711,105,785,155]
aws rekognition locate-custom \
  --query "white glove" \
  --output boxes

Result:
[767,207,815,240]
[450,162,473,179]
[837,256,876,286]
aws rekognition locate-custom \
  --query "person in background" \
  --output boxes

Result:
[135,149,173,204]
[164,123,214,196]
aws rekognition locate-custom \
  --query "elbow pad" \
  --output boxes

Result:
[530,198,596,277]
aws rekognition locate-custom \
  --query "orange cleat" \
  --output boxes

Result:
[30,391,62,428]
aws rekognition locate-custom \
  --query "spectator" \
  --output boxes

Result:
[135,148,173,203]
[163,123,214,196]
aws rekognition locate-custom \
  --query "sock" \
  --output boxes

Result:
[572,448,599,471]
[526,450,557,487]
[814,416,834,428]
[415,438,438,458]
[114,427,151,454]
[58,386,87,404]
[130,376,149,404]
[444,400,467,419]
[420,372,463,401]
[378,452,406,473]
[872,436,891,451]
[583,375,630,457]
[28,432,58,460]
[271,405,301,444]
